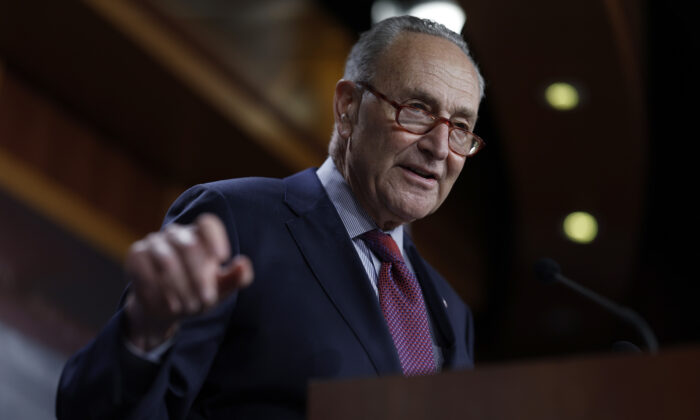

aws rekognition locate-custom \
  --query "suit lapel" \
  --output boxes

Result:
[283,170,402,375]
[404,236,457,368]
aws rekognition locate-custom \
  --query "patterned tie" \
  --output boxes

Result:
[361,229,436,376]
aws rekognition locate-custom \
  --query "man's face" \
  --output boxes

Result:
[341,32,481,230]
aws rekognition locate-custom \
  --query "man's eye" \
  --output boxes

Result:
[452,121,470,130]
[407,102,429,111]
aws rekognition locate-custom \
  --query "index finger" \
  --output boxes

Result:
[195,213,230,262]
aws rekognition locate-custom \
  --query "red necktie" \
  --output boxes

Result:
[361,229,436,376]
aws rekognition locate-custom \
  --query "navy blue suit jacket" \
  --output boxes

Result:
[57,168,474,419]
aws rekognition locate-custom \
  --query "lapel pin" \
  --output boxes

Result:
[442,298,448,308]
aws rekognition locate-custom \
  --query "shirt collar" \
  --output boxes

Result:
[316,157,404,248]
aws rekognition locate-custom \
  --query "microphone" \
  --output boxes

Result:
[534,258,659,353]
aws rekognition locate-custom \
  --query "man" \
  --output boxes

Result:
[57,15,485,419]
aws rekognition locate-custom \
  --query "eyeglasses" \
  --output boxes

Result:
[356,82,485,157]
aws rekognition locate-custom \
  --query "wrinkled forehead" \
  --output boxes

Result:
[373,32,481,117]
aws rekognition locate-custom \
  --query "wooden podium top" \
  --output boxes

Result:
[308,346,700,420]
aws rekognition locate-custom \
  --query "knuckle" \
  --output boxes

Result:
[168,227,201,253]
[129,239,148,254]
[145,232,162,243]
[164,223,181,233]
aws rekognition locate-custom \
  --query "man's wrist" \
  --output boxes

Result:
[124,293,179,351]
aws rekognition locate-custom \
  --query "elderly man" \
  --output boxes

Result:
[57,15,485,419]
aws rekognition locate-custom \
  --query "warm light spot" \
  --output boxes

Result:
[545,82,580,111]
[563,211,598,244]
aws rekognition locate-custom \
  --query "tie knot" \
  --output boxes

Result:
[360,229,403,264]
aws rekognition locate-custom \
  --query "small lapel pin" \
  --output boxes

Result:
[442,298,448,308]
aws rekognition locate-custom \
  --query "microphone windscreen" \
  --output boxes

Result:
[534,258,561,284]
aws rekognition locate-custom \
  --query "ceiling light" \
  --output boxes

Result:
[545,82,580,111]
[563,211,598,244]
[408,2,466,33]
[372,1,467,33]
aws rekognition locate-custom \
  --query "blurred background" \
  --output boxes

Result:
[0,0,697,417]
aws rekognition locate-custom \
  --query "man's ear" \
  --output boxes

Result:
[333,79,359,139]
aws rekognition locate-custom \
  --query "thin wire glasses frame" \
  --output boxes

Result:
[356,81,485,157]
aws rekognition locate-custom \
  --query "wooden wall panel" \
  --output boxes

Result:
[0,65,172,255]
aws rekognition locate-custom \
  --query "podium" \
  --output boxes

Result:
[308,346,700,419]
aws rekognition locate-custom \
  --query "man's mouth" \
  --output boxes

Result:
[401,165,437,180]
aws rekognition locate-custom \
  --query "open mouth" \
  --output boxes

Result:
[401,165,436,180]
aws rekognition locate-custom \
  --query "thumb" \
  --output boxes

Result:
[217,254,254,297]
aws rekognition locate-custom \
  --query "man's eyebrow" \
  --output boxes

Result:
[404,88,478,120]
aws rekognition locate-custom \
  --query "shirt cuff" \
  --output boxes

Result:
[123,335,174,363]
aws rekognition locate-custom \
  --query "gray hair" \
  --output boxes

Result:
[344,15,485,98]
[329,15,485,169]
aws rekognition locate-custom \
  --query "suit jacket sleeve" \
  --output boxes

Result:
[56,185,241,420]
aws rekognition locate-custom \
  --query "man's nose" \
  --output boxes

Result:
[417,120,450,159]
